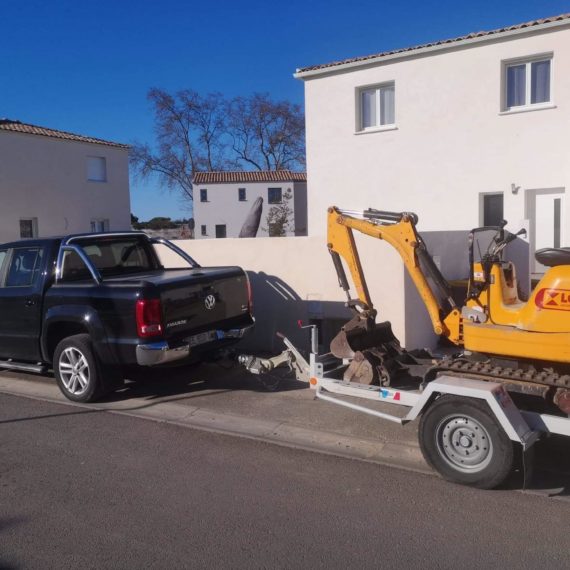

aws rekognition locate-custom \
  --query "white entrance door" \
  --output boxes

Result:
[530,190,565,273]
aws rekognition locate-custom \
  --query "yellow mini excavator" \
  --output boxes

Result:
[327,206,570,415]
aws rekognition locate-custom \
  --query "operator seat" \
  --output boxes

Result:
[535,247,570,267]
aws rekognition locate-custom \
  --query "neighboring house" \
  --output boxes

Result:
[0,119,131,243]
[193,170,307,238]
[295,13,570,275]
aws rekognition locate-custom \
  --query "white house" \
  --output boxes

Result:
[0,119,131,243]
[295,13,570,276]
[193,170,307,238]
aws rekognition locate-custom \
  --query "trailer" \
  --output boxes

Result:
[238,328,570,489]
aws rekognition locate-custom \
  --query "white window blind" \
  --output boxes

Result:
[87,156,107,182]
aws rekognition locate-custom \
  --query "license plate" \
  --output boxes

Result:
[188,331,216,347]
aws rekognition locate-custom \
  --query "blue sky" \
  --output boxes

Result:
[2,0,569,220]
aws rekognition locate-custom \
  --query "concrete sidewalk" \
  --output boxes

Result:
[0,363,427,473]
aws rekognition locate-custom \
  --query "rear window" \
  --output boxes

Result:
[5,247,44,287]
[64,237,156,280]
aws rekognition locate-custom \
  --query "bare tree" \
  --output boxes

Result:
[262,189,295,237]
[227,93,305,171]
[130,88,228,203]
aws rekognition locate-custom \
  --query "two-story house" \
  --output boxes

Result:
[0,119,131,243]
[295,13,570,275]
[193,170,307,238]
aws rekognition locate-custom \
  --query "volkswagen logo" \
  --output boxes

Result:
[204,294,216,310]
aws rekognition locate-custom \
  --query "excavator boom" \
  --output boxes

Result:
[327,207,458,340]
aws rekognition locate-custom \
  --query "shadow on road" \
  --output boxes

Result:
[108,360,306,402]
[0,516,28,569]
[0,362,306,425]
[505,435,570,497]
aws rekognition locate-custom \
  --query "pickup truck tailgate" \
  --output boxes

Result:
[159,267,251,339]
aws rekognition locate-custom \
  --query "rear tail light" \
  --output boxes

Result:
[136,299,163,338]
[245,274,253,313]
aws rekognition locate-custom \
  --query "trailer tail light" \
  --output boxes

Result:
[136,299,163,338]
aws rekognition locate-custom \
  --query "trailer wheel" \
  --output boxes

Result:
[419,395,514,489]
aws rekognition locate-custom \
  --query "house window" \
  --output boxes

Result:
[504,57,551,110]
[201,225,207,236]
[200,189,208,202]
[20,218,38,239]
[91,219,110,233]
[359,83,395,130]
[238,188,246,201]
[87,156,107,182]
[215,224,227,238]
[268,188,282,204]
[481,193,504,227]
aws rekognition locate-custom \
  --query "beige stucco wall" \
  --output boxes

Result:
[156,235,405,352]
[193,180,307,238]
[0,131,131,243]
[301,26,570,242]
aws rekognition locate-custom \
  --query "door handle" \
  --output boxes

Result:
[25,298,37,307]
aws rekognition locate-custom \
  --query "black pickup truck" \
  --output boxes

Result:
[0,232,253,402]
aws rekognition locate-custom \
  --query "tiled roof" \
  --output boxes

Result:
[0,119,129,149]
[193,170,307,184]
[296,13,570,75]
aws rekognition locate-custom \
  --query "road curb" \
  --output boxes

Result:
[0,375,431,475]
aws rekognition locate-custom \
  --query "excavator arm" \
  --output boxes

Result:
[327,206,460,339]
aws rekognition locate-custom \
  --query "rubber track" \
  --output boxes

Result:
[433,359,570,389]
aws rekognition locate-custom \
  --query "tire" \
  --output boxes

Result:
[53,334,108,403]
[419,395,515,489]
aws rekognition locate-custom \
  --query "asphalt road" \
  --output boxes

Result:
[1,394,568,570]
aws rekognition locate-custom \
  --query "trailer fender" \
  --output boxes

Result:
[405,375,539,448]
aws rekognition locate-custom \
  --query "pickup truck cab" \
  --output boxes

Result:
[0,232,253,402]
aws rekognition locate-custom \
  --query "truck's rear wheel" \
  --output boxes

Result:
[419,395,514,489]
[54,334,105,403]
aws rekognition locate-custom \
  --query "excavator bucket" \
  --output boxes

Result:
[330,315,399,359]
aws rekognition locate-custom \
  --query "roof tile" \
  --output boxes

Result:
[193,170,307,184]
[0,119,128,149]
[296,13,570,74]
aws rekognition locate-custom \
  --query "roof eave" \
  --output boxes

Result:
[294,18,570,80]
[0,126,129,149]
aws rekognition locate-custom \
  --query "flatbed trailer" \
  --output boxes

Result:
[239,329,570,489]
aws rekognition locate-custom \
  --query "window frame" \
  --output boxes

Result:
[268,187,283,204]
[215,224,227,239]
[19,217,38,239]
[479,192,504,227]
[201,224,207,236]
[90,219,110,233]
[356,81,396,133]
[200,189,208,202]
[87,156,107,183]
[501,53,554,113]
[238,187,247,202]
